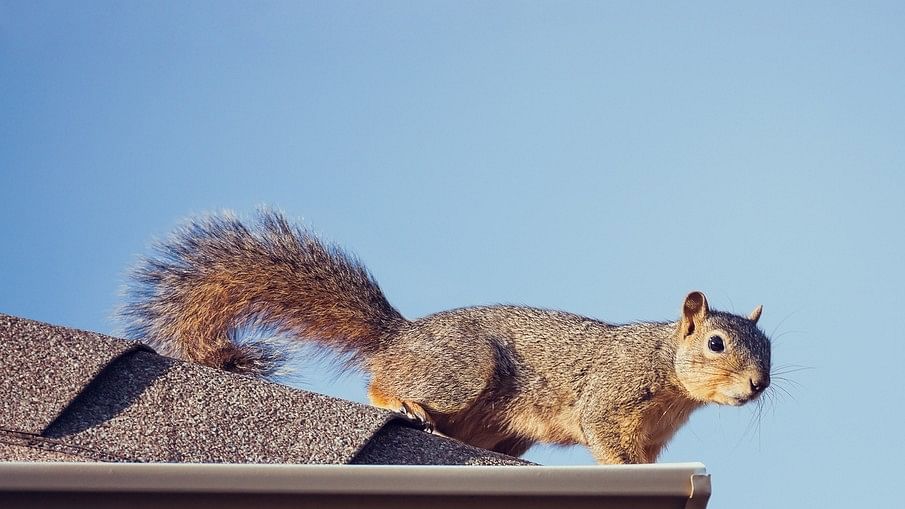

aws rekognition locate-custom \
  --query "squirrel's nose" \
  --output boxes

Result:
[749,377,769,394]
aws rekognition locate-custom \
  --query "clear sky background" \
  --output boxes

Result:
[2,1,903,506]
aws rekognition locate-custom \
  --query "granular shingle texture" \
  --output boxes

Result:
[0,313,530,466]
[0,314,149,434]
[353,426,530,465]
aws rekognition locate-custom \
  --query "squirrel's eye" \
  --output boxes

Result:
[708,335,725,353]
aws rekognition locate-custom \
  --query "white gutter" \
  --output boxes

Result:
[0,462,711,509]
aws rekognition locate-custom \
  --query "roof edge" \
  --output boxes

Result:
[0,462,707,497]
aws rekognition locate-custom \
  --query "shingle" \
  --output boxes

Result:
[352,425,529,466]
[0,313,149,434]
[0,440,92,462]
[40,350,398,463]
[0,313,532,466]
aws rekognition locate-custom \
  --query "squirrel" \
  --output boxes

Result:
[120,210,772,464]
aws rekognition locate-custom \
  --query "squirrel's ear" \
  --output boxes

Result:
[680,291,709,337]
[748,305,763,324]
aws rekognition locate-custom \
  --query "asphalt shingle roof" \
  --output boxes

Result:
[0,313,529,466]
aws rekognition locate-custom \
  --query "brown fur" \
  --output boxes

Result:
[121,211,772,463]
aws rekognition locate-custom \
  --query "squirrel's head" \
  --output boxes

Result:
[673,291,771,406]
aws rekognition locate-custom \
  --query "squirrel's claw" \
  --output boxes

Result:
[400,401,435,434]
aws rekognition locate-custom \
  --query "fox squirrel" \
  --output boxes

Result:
[121,210,772,464]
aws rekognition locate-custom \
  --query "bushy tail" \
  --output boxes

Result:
[119,210,406,376]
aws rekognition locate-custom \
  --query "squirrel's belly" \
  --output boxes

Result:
[502,398,584,445]
[435,395,582,448]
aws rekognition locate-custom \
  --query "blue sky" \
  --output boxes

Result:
[2,1,903,506]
